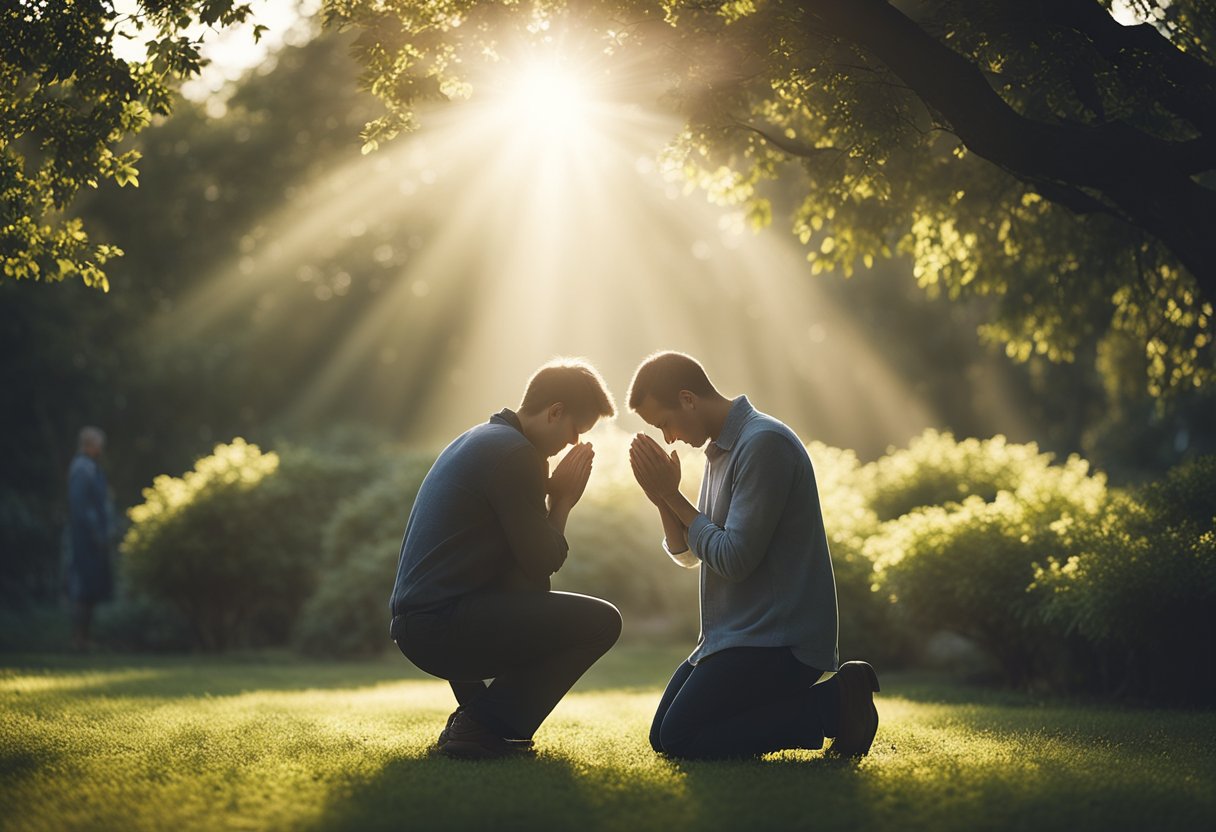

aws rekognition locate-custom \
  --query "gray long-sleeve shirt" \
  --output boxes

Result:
[390,409,568,615]
[668,396,839,670]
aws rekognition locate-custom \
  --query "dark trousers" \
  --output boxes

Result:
[650,646,839,759]
[391,589,622,740]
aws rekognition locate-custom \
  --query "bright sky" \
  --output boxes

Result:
[109,0,1158,108]
[1110,0,1167,25]
[111,0,317,103]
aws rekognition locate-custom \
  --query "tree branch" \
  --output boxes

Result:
[798,0,1216,295]
[1040,0,1216,136]
[730,116,843,158]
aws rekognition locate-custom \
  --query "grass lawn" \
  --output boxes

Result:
[2,644,1214,832]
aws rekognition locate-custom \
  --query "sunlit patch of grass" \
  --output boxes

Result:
[2,648,1214,832]
[0,667,168,695]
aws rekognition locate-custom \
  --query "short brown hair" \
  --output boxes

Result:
[627,351,719,410]
[519,358,617,421]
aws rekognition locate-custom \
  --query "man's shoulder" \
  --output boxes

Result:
[436,421,538,477]
[736,414,809,465]
[461,420,533,454]
[739,410,802,446]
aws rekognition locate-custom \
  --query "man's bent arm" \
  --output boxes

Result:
[488,446,570,580]
[547,499,573,534]
[661,432,796,583]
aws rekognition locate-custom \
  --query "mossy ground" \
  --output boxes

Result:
[2,646,1214,831]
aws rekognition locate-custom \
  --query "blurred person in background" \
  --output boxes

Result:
[66,426,113,651]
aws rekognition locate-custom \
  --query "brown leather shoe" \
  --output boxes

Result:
[437,711,536,760]
[826,660,880,758]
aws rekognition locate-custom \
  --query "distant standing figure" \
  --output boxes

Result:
[67,426,113,650]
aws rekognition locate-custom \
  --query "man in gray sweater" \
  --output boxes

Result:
[390,359,621,759]
[628,351,879,758]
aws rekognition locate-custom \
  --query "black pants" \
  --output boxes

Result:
[391,589,622,740]
[650,646,839,759]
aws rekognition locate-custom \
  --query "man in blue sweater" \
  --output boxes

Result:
[390,359,622,759]
[628,351,879,759]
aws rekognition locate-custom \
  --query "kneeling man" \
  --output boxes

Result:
[390,359,622,759]
[627,351,878,759]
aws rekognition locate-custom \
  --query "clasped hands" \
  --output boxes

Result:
[547,442,595,511]
[545,434,682,513]
[630,434,682,507]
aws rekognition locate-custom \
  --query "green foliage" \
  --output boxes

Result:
[96,593,194,652]
[807,442,907,665]
[556,481,700,639]
[1,0,257,289]
[318,454,433,570]
[0,488,57,605]
[866,432,1108,683]
[122,438,385,650]
[122,438,282,650]
[295,459,433,657]
[241,443,392,643]
[1137,452,1216,533]
[871,495,1060,684]
[335,0,1216,397]
[858,430,1100,522]
[82,424,1216,702]
[1033,457,1216,701]
[861,431,1214,697]
[655,0,1216,397]
[294,541,400,658]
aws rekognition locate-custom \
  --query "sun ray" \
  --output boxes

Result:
[158,33,967,455]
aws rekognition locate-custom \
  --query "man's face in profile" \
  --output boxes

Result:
[540,410,597,458]
[636,394,708,448]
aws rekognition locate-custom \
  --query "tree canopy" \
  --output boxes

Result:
[6,0,1214,396]
[1,0,262,290]
[327,0,1216,395]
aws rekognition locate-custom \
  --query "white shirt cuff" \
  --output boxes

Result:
[663,537,700,568]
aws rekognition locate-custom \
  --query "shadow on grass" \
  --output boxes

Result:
[305,753,605,832]
[669,754,873,829]
[302,747,873,832]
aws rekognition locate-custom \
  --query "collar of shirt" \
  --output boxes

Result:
[706,395,753,460]
[490,408,549,459]
[490,408,524,434]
